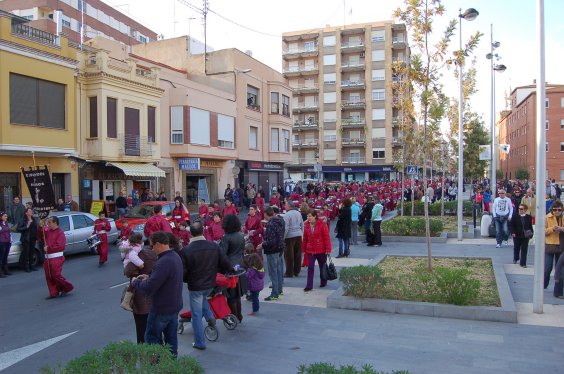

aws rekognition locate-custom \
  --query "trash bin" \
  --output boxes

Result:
[481,213,493,238]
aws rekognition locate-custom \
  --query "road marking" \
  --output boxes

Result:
[0,331,78,371]
[110,281,129,289]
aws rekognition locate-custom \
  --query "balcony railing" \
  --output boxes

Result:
[341,100,366,108]
[291,83,319,92]
[392,37,406,44]
[289,158,317,165]
[293,103,319,111]
[341,41,365,49]
[341,80,365,88]
[293,119,319,128]
[283,45,318,55]
[283,66,319,74]
[301,139,319,147]
[341,138,366,146]
[341,61,365,69]
[11,23,59,47]
[119,134,155,157]
[342,157,366,164]
[342,117,366,126]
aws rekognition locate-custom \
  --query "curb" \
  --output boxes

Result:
[327,254,518,323]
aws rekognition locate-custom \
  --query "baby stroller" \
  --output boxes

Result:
[178,271,245,341]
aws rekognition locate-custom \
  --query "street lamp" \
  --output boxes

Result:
[457,7,479,241]
[486,24,507,199]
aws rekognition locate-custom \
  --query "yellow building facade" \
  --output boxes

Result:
[0,12,78,211]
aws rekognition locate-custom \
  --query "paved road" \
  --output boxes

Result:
[1,211,564,373]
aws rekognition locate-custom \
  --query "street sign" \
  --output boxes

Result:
[407,165,418,175]
[479,145,491,161]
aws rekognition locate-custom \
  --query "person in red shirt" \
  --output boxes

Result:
[269,193,281,209]
[119,220,132,242]
[44,216,73,299]
[243,205,264,248]
[175,221,191,247]
[93,211,111,267]
[171,199,189,234]
[198,199,210,221]
[204,212,224,242]
[144,205,172,242]
[255,193,265,219]
[222,199,239,217]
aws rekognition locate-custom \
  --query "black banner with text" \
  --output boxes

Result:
[21,166,56,219]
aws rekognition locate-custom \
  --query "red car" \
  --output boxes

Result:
[115,201,176,240]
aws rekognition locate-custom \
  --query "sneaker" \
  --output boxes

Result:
[503,241,508,247]
[264,295,278,301]
[495,244,501,248]
[192,343,206,350]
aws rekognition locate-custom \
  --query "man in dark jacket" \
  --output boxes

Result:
[131,232,183,356]
[257,206,285,301]
[180,222,231,350]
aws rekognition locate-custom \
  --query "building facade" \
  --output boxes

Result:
[498,84,564,182]
[0,11,78,211]
[0,0,157,46]
[282,21,409,182]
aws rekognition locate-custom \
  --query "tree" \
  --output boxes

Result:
[394,0,481,271]
[515,168,530,180]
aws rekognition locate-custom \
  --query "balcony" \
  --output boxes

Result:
[340,40,365,52]
[341,100,366,109]
[341,80,365,90]
[340,61,365,72]
[283,45,319,59]
[293,119,319,129]
[289,158,317,165]
[283,65,319,77]
[297,139,319,148]
[11,23,60,47]
[291,83,319,94]
[342,156,366,164]
[392,37,407,48]
[341,138,366,147]
[293,102,319,113]
[392,137,402,147]
[341,117,366,128]
[119,134,155,157]
[392,117,399,127]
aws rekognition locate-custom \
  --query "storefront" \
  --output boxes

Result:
[237,160,285,200]
[178,158,225,208]
[322,166,396,182]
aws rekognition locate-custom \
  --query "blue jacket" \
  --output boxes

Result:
[351,202,361,222]
[132,249,183,315]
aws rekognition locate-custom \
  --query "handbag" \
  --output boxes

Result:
[524,229,533,239]
[324,255,338,281]
[120,286,135,312]
[545,244,562,254]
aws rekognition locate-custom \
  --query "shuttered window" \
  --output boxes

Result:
[10,73,65,129]
[89,96,98,137]
[148,106,156,143]
[107,97,117,138]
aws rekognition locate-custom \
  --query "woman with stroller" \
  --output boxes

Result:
[220,214,246,322]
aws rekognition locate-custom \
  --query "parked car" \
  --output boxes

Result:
[8,211,118,268]
[115,201,176,240]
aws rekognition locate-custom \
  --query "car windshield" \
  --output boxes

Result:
[125,205,155,219]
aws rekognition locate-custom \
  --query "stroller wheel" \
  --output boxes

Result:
[205,325,219,341]
[177,322,184,334]
[223,314,238,330]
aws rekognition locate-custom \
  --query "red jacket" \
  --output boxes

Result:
[45,227,66,254]
[176,229,191,247]
[302,219,332,255]
[144,214,172,238]
[93,219,111,235]
[120,226,132,241]
[222,205,239,217]
[199,204,209,218]
[172,207,189,227]
[205,220,224,241]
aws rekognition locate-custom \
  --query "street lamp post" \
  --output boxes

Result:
[457,8,479,241]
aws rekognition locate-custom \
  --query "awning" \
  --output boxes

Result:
[107,162,166,178]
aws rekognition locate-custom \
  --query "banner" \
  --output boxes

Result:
[21,166,56,219]
[479,145,491,161]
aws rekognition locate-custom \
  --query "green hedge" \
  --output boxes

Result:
[381,216,443,237]
[397,200,473,216]
[41,341,203,374]
[297,363,410,374]
[339,265,387,298]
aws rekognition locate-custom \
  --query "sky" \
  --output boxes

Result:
[102,0,564,134]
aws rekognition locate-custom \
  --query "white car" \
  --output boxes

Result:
[8,211,118,268]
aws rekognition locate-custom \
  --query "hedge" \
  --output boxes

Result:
[381,216,443,237]
[397,200,473,216]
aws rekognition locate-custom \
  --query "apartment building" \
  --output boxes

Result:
[282,21,409,182]
[0,0,156,46]
[498,83,564,182]
[0,11,78,211]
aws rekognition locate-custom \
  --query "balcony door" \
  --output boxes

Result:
[124,107,140,156]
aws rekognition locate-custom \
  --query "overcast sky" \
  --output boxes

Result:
[102,0,564,131]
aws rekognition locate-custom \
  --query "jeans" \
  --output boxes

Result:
[351,221,359,245]
[338,238,350,256]
[494,216,509,244]
[145,312,179,357]
[117,207,127,218]
[544,252,562,289]
[266,252,284,297]
[250,290,260,312]
[189,288,214,348]
[554,254,564,297]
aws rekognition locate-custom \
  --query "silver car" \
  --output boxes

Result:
[8,211,119,268]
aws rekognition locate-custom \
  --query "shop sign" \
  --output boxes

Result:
[247,161,283,171]
[201,160,221,168]
[21,166,56,219]
[90,200,105,215]
[179,158,200,171]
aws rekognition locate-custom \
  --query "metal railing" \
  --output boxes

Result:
[341,41,365,48]
[341,61,365,69]
[11,23,59,47]
[289,158,317,165]
[293,119,319,128]
[342,156,366,164]
[341,80,365,87]
[283,66,319,74]
[342,117,366,126]
[341,138,366,145]
[341,100,366,108]
[118,134,155,157]
[283,45,318,54]
[293,103,319,110]
[291,83,319,90]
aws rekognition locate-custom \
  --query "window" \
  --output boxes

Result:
[288,42,298,53]
[350,150,361,162]
[190,107,210,145]
[324,149,337,160]
[324,130,337,141]
[372,109,385,120]
[271,92,279,114]
[78,0,87,12]
[218,114,235,148]
[72,214,93,230]
[62,18,71,28]
[271,128,279,152]
[293,134,299,145]
[249,126,258,149]
[372,128,385,138]
[282,95,290,116]
[324,92,336,103]
[304,59,315,70]
[247,85,259,109]
[304,41,315,51]
[107,97,117,138]
[323,35,336,46]
[546,120,549,130]
[546,143,549,152]
[323,54,336,65]
[561,97,564,108]
[89,96,97,137]
[58,216,70,232]
[561,119,564,129]
[10,73,65,129]
[560,170,564,180]
[372,69,385,81]
[372,148,385,159]
[282,129,290,152]
[372,89,385,101]
[349,93,361,102]
[139,35,147,43]
[372,50,385,61]
[170,106,184,144]
[546,98,549,108]
[371,30,385,42]
[323,111,336,122]
[148,106,156,143]
[324,73,336,84]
